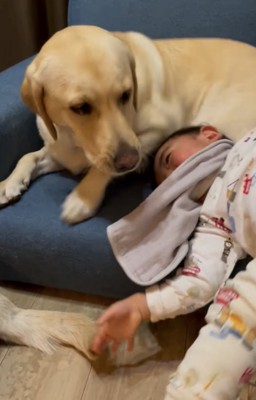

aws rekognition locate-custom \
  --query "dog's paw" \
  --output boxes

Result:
[61,191,96,224]
[0,177,30,206]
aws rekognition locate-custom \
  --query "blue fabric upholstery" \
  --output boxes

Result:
[68,0,256,45]
[0,172,152,298]
[0,57,41,181]
[0,0,255,298]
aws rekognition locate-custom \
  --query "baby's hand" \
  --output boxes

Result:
[91,293,150,355]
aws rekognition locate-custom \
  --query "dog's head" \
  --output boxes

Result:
[21,26,141,175]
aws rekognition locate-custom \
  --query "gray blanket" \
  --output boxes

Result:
[107,139,233,286]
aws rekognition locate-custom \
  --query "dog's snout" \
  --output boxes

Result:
[114,144,140,173]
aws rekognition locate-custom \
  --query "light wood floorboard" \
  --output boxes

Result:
[0,283,254,399]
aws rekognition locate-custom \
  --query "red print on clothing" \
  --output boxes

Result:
[181,265,200,277]
[216,287,239,306]
[243,173,253,195]
[239,367,256,384]
[211,217,232,233]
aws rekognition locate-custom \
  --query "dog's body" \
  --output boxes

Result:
[1,26,256,223]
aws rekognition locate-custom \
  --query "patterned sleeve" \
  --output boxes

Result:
[146,219,245,323]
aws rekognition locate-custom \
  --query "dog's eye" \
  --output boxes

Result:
[119,90,131,105]
[70,102,93,115]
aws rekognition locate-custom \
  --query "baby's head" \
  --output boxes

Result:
[154,125,222,184]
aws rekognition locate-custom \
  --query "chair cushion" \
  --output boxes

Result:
[68,0,256,45]
[0,171,154,298]
[0,57,42,180]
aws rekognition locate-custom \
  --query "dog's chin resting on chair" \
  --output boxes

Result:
[0,293,160,366]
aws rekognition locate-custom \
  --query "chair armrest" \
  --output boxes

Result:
[0,57,42,180]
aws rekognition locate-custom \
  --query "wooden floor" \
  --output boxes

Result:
[0,283,254,400]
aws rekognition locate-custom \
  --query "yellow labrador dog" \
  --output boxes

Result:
[1,25,256,223]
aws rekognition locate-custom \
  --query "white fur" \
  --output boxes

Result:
[0,293,97,358]
[61,190,95,223]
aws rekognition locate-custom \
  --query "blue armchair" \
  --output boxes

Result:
[1,0,256,298]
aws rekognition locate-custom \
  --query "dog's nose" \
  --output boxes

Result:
[114,144,140,173]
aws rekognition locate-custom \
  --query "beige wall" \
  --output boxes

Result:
[0,0,68,71]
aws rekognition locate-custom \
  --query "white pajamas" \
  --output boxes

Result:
[146,128,256,399]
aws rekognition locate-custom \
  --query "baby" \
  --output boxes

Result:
[92,124,256,399]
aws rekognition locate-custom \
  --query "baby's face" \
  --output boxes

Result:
[154,129,221,184]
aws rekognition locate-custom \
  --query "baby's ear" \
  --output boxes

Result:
[200,125,222,142]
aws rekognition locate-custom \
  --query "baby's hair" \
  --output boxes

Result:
[154,125,203,155]
[148,124,226,185]
[154,125,228,154]
[147,125,204,183]
[168,125,203,137]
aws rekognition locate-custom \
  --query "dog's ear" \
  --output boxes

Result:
[113,33,138,110]
[130,57,138,111]
[21,64,57,140]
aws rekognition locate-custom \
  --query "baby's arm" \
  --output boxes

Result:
[91,222,244,354]
[91,223,242,355]
[147,223,244,322]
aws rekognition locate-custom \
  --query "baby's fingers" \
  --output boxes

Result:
[97,306,117,325]
[91,329,109,355]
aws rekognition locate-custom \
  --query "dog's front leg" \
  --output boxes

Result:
[0,147,62,206]
[61,166,111,224]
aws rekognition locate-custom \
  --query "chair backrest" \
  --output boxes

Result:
[68,0,256,45]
